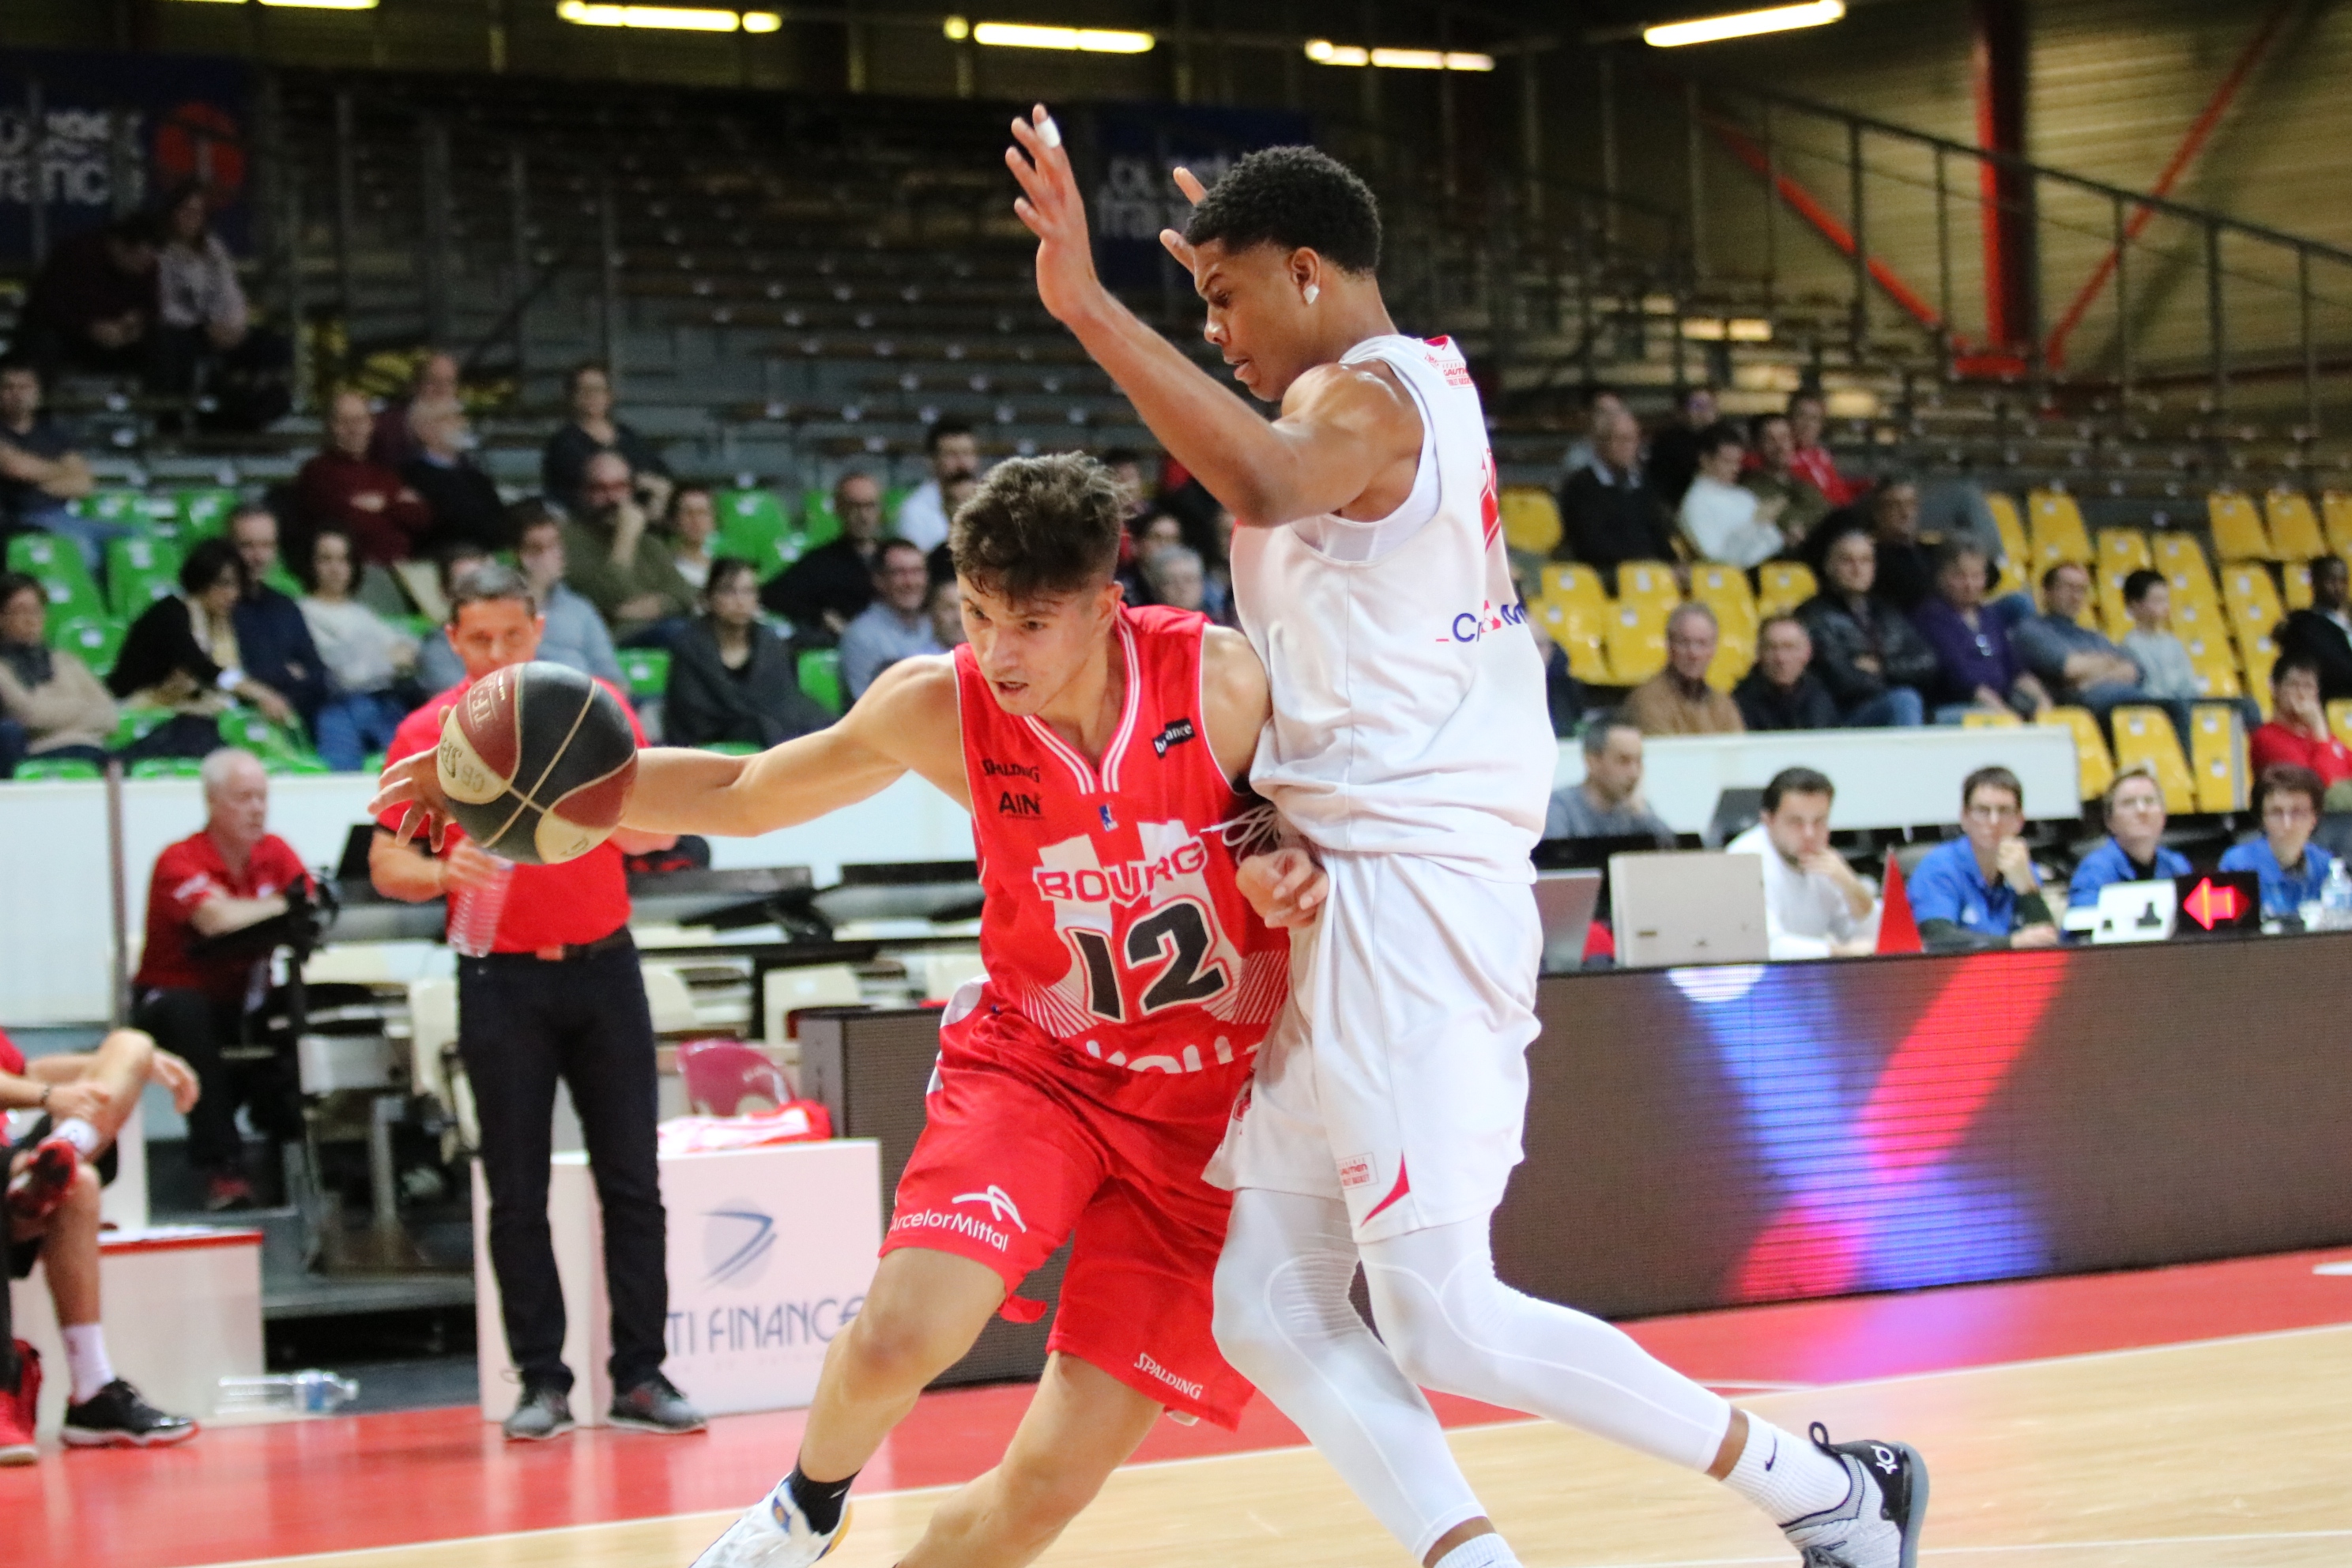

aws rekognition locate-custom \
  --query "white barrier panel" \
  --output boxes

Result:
[473,1138,882,1424]
[1548,726,2080,835]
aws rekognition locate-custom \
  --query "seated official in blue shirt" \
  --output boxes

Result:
[2219,763,2337,918]
[1907,764,2060,952]
[2067,765,2192,911]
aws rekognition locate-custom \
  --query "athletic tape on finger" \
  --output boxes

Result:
[1039,115,1062,149]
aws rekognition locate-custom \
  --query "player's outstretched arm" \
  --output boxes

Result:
[1005,107,1415,530]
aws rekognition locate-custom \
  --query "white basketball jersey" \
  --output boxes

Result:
[1231,334,1554,876]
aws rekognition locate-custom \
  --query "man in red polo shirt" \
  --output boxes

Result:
[369,563,703,1442]
[2,1023,202,1453]
[129,748,312,1212]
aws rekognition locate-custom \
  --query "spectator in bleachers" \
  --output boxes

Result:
[130,748,311,1209]
[1559,383,1627,478]
[1521,596,1586,739]
[1141,545,1208,615]
[0,358,107,571]
[2276,554,2352,701]
[563,452,696,646]
[1733,614,1839,731]
[892,418,981,555]
[153,184,286,429]
[1785,389,1855,508]
[2248,654,2352,804]
[511,503,627,689]
[1624,602,1744,736]
[293,391,431,567]
[1796,523,1933,726]
[228,507,330,735]
[928,578,967,651]
[297,529,419,772]
[761,471,885,639]
[2122,568,2262,735]
[415,542,493,692]
[667,485,720,592]
[2012,562,2184,735]
[2,1022,202,1447]
[541,362,672,519]
[0,571,115,778]
[1642,383,1717,509]
[109,540,290,755]
[1909,765,2060,952]
[17,213,159,382]
[2222,763,2336,918]
[1679,422,1787,569]
[839,540,944,702]
[662,557,831,749]
[400,397,509,556]
[1740,413,1830,553]
[1911,540,2051,722]
[1856,476,1935,612]
[368,350,458,471]
[1544,710,1672,843]
[1121,508,1185,605]
[1100,447,1153,524]
[2067,765,2190,912]
[1553,407,1675,572]
[1726,766,1880,959]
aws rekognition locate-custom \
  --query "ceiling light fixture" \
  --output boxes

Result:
[254,0,383,9]
[556,2,779,30]
[964,21,1155,53]
[1305,39,1494,70]
[1643,0,1844,48]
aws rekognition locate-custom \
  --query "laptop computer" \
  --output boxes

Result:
[1608,851,1769,969]
[1532,869,1602,974]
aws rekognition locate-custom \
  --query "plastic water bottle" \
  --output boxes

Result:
[449,854,515,959]
[216,1370,360,1416]
[2323,861,2352,931]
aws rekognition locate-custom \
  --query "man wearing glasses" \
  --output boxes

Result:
[2221,763,2338,919]
[1906,765,2060,951]
[2067,765,2191,912]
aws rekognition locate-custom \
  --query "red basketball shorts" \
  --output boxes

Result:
[881,1002,1255,1429]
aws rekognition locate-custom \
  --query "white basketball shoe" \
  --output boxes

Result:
[688,1482,850,1568]
[1779,1424,1928,1568]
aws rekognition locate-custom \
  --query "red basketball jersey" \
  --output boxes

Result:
[954,605,1287,1094]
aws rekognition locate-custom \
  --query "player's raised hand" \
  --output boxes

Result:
[1156,165,1211,283]
[1007,104,1103,325]
[370,750,456,854]
[1238,846,1328,929]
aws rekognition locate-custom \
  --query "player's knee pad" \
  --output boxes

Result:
[1212,1194,1365,1381]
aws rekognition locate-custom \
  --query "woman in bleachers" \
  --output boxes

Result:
[107,537,288,758]
[541,362,672,517]
[668,484,720,591]
[1909,538,2053,723]
[1792,522,1935,727]
[297,528,420,771]
[153,184,286,431]
[0,571,116,778]
[663,556,831,749]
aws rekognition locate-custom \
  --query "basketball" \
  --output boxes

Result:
[435,662,639,865]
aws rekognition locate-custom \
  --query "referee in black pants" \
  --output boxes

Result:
[369,564,703,1441]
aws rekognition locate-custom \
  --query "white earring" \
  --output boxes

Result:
[1303,284,1320,305]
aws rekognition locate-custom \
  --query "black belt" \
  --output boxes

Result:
[478,928,634,963]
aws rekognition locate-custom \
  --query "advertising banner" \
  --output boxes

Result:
[1089,103,1312,292]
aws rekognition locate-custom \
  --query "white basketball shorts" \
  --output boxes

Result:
[1204,850,1541,1244]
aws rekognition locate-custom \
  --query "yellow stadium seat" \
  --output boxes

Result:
[2097,528,2153,575]
[1540,561,1608,612]
[2220,563,2284,648]
[1988,492,2030,568]
[2110,706,2197,815]
[2188,703,2248,813]
[1535,598,1611,684]
[2153,531,2221,612]
[2330,699,2352,754]
[2207,491,2274,561]
[2264,490,2328,562]
[2243,632,2278,716]
[2097,579,2134,642]
[1706,633,1754,692]
[2184,632,2243,699]
[1615,560,1681,613]
[2038,706,2115,800]
[2324,492,2352,556]
[1604,602,1668,684]
[1992,550,2031,601]
[1961,708,2022,728]
[2284,560,2312,610]
[2027,489,2094,570]
[1499,486,1563,557]
[1690,565,1758,637]
[1755,561,1817,619]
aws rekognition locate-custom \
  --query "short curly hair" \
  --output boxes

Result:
[950,453,1125,605]
[1184,145,1381,274]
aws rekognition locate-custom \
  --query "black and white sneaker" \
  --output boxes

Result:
[500,1383,575,1442]
[1780,1423,1927,1568]
[609,1373,706,1434]
[60,1379,198,1449]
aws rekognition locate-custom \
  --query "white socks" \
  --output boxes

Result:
[1721,1415,1853,1525]
[51,1118,101,1159]
[61,1324,115,1404]
[1433,1535,1521,1568]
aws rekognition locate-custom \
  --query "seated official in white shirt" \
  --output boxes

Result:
[1725,765,1881,959]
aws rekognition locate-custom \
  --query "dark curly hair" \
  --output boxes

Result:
[949,453,1124,605]
[1183,145,1381,274]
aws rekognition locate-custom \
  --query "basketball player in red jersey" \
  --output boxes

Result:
[375,453,1298,1568]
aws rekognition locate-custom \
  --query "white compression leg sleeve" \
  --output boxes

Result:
[1359,1215,1733,1473]
[1214,1189,1490,1563]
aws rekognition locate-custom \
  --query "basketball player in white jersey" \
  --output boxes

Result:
[1006,111,1927,1568]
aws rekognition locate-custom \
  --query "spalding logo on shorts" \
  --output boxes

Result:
[435,661,638,865]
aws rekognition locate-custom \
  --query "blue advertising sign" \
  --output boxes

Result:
[1089,103,1312,291]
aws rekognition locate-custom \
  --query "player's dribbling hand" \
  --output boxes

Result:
[1006,104,1103,324]
[371,751,457,853]
[1238,846,1328,929]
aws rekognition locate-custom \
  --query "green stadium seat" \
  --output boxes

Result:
[129,757,206,780]
[6,534,105,620]
[703,741,760,756]
[360,752,387,777]
[718,490,806,579]
[11,757,104,782]
[797,647,843,714]
[799,489,842,550]
[265,753,332,776]
[73,489,150,525]
[107,536,181,619]
[617,648,671,700]
[175,488,239,537]
[262,561,304,600]
[216,710,311,763]
[882,487,910,526]
[109,707,176,750]
[48,615,124,674]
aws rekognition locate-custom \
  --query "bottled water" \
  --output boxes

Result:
[2321,860,2352,931]
[449,854,516,958]
[217,1370,360,1415]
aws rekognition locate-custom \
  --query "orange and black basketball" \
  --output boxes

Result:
[435,662,638,865]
